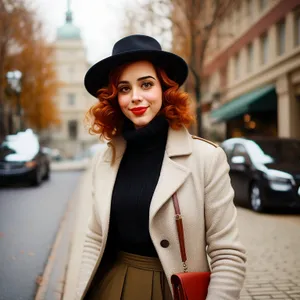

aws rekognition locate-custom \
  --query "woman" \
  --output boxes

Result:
[76,34,246,300]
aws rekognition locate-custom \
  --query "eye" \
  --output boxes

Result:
[141,81,153,89]
[118,86,130,93]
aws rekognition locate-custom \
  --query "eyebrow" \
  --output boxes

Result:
[118,75,156,85]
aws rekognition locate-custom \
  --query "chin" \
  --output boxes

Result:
[132,116,154,128]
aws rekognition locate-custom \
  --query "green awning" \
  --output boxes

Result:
[210,84,277,122]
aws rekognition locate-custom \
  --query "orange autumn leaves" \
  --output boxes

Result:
[11,39,62,131]
[1,0,61,132]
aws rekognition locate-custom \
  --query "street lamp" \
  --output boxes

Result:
[6,70,23,132]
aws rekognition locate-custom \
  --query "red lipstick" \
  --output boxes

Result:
[130,106,148,116]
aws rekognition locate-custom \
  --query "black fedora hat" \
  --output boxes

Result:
[84,34,188,98]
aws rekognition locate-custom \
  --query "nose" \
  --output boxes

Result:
[131,88,142,104]
[131,97,142,104]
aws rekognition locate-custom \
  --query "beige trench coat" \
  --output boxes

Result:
[76,126,247,300]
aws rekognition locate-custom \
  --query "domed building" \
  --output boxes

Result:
[57,20,81,41]
[50,2,97,158]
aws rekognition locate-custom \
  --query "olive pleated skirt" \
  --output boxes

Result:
[87,251,173,300]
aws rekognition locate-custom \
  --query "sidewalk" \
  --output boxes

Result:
[62,164,94,300]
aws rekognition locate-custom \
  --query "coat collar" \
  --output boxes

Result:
[105,126,192,163]
[166,126,192,157]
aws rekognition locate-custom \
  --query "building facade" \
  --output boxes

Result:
[50,6,97,158]
[201,0,300,140]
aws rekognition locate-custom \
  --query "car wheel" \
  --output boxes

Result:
[250,183,264,212]
[32,168,42,186]
[43,164,50,181]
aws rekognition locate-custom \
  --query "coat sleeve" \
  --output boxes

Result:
[204,146,247,300]
[75,153,103,300]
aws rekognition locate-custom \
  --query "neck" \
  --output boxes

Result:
[122,115,169,152]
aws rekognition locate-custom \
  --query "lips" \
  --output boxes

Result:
[130,106,148,116]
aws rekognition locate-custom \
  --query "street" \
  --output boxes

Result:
[238,208,300,300]
[0,171,82,300]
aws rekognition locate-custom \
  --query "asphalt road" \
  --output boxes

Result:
[0,171,82,300]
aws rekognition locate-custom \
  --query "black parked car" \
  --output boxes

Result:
[0,129,50,186]
[220,137,300,212]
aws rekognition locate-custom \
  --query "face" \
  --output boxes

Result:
[117,60,163,128]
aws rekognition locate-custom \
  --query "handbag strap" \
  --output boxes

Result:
[172,192,188,272]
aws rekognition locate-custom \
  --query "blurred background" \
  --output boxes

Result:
[1,0,300,154]
[1,0,300,299]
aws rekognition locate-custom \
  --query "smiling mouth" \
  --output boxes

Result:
[130,107,148,115]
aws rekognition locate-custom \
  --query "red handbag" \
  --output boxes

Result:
[171,193,211,300]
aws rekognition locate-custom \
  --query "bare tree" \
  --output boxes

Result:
[122,0,236,136]
[122,0,173,50]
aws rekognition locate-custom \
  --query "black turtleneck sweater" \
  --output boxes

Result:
[108,115,169,257]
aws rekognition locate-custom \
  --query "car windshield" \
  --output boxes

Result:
[253,140,300,164]
[0,130,39,162]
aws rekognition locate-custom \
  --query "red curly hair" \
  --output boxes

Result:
[85,61,195,140]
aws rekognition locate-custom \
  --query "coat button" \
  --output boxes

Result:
[160,239,170,248]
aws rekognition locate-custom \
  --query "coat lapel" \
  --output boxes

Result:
[149,126,192,222]
[94,136,126,234]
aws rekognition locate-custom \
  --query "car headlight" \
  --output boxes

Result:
[264,169,295,191]
[25,161,37,168]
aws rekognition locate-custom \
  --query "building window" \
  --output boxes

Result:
[260,33,269,65]
[234,53,240,79]
[260,0,268,11]
[235,5,241,34]
[247,43,254,72]
[220,66,227,89]
[295,10,300,46]
[246,0,253,18]
[67,93,75,106]
[277,20,286,56]
[68,120,78,140]
[215,26,221,50]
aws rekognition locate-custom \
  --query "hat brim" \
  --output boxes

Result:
[84,50,188,98]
